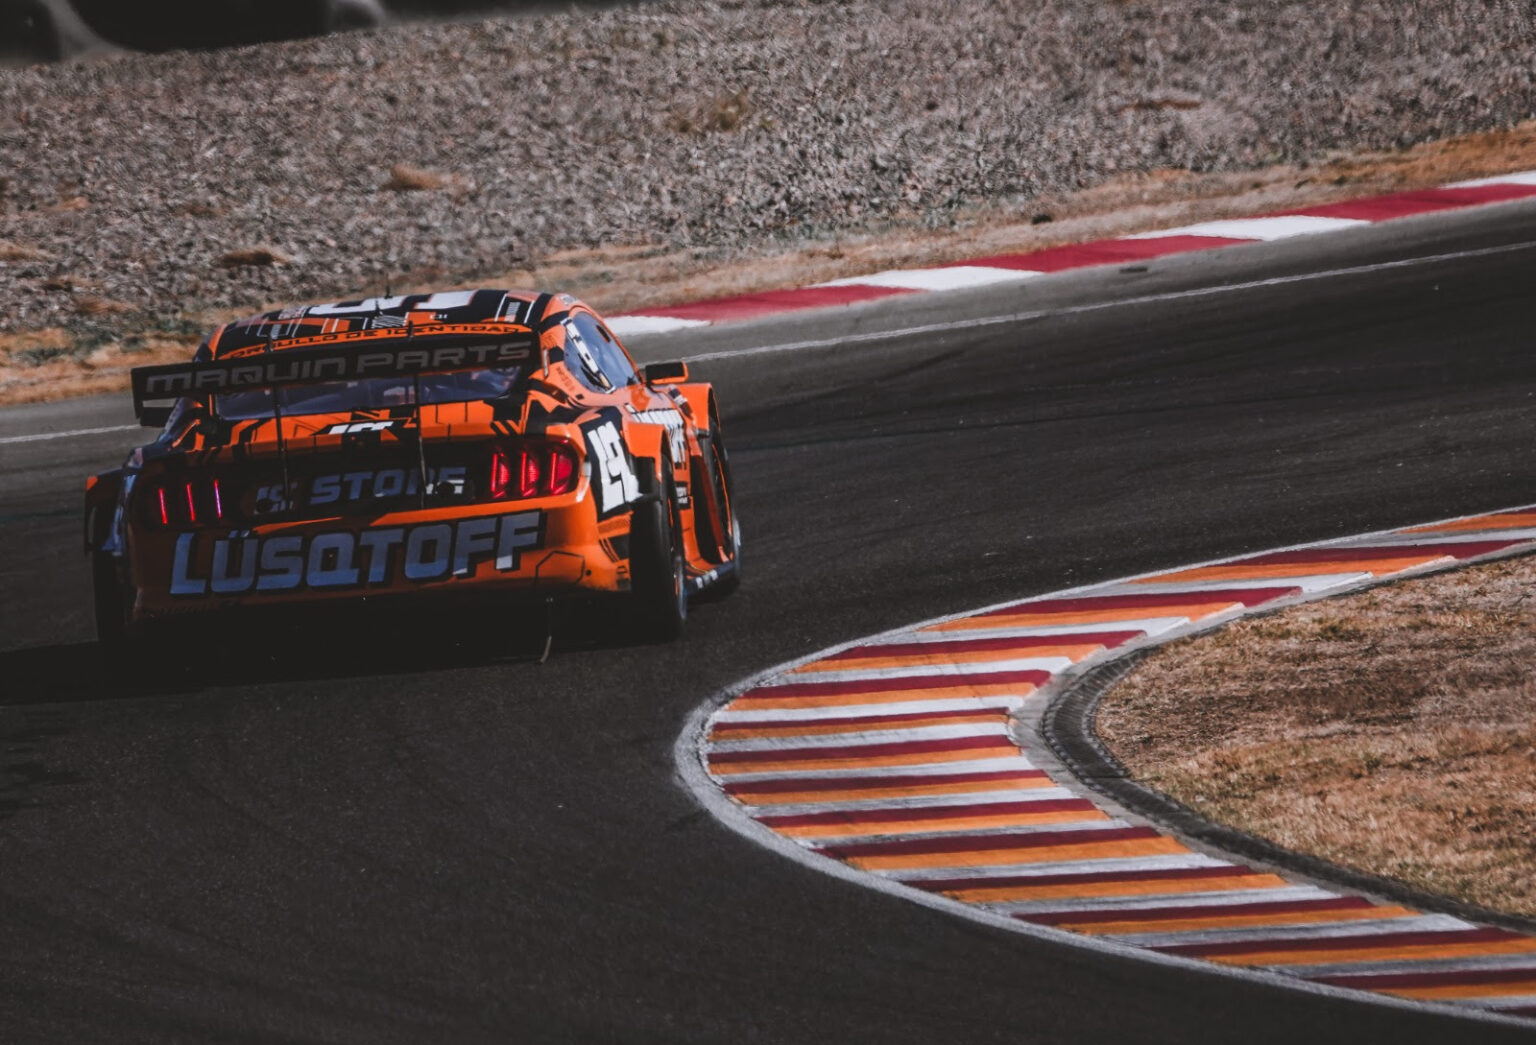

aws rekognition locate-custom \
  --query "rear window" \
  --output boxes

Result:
[215,367,524,420]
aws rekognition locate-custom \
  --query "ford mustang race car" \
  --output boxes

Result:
[84,288,740,647]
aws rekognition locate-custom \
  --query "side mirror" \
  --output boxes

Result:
[642,360,689,385]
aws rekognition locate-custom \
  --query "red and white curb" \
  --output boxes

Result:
[612,170,1536,337]
[677,506,1536,1026]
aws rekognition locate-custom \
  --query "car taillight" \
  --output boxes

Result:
[144,477,226,528]
[519,448,543,499]
[489,442,580,500]
[490,448,514,500]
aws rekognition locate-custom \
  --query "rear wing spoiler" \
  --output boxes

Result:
[129,323,539,422]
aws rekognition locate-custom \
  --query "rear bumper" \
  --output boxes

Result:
[125,493,629,624]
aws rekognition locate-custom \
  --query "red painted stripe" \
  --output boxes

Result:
[973,587,1301,619]
[713,706,1006,734]
[820,825,1161,860]
[638,284,913,323]
[1021,895,1373,927]
[627,187,1536,328]
[1156,926,1518,958]
[1313,965,1536,990]
[707,734,1010,767]
[738,669,1052,701]
[906,864,1260,893]
[1228,540,1518,566]
[961,235,1241,272]
[723,769,1049,796]
[819,631,1145,661]
[1286,184,1536,221]
[759,798,1096,828]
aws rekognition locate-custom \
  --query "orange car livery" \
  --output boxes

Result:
[84,288,740,645]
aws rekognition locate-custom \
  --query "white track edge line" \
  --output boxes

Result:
[0,423,139,445]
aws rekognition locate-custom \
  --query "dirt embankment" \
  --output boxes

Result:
[1099,555,1536,918]
[2,0,1536,403]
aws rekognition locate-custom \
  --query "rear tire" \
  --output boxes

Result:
[92,552,160,686]
[696,423,741,599]
[91,551,129,647]
[626,475,686,643]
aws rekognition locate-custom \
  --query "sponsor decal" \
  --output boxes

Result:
[584,415,640,518]
[252,465,468,512]
[132,330,534,407]
[169,512,542,595]
[626,405,688,461]
[324,420,400,435]
[304,291,477,317]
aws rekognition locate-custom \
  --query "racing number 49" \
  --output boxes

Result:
[588,421,639,509]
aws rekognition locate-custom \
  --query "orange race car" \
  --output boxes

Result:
[83,289,740,648]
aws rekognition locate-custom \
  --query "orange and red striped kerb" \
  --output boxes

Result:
[694,510,1536,1024]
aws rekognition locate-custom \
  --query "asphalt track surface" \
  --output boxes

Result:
[4,203,1536,1043]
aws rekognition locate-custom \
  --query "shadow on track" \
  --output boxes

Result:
[0,600,653,706]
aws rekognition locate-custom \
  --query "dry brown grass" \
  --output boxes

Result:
[670,90,754,134]
[216,246,294,269]
[7,120,1536,407]
[1099,554,1536,917]
[381,163,449,192]
[0,239,48,262]
[43,195,88,214]
[0,329,197,405]
[73,295,134,317]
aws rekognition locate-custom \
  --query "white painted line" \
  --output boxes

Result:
[794,817,1122,845]
[1113,914,1469,949]
[815,266,1041,292]
[712,696,1026,723]
[1126,215,1368,241]
[606,314,711,336]
[909,617,1198,642]
[991,885,1336,916]
[0,423,139,445]
[906,617,1193,640]
[1109,573,1372,595]
[883,853,1238,882]
[782,656,1074,683]
[1287,953,1536,979]
[1447,170,1536,188]
[708,755,1041,783]
[1460,995,1536,1011]
[681,240,1536,366]
[819,817,1138,843]
[749,787,1083,816]
[707,721,1010,753]
[1343,530,1536,546]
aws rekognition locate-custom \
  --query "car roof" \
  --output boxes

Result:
[203,288,557,360]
